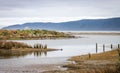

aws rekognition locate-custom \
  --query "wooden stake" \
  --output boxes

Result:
[111,44,113,49]
[103,44,105,52]
[96,43,98,53]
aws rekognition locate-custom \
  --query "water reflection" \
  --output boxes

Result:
[33,51,47,57]
[0,50,48,59]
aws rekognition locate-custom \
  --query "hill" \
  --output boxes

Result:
[2,17,120,31]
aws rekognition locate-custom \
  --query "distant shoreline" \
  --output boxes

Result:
[64,31,120,35]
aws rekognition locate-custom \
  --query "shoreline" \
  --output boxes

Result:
[0,57,69,73]
[10,48,61,52]
[65,32,120,35]
[0,48,119,73]
[0,33,120,73]
[0,48,62,53]
[43,48,120,73]
[0,48,62,59]
[0,62,66,73]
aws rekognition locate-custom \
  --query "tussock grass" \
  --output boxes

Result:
[70,49,119,61]
[0,41,49,50]
[43,49,120,73]
[0,41,31,49]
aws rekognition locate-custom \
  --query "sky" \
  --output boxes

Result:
[0,0,120,28]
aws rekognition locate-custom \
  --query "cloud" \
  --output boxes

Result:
[0,0,120,18]
[0,0,120,27]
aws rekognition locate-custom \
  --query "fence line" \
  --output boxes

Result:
[96,43,120,53]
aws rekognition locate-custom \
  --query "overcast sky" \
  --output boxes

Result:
[0,0,120,28]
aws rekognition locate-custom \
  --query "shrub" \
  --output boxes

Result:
[0,41,31,49]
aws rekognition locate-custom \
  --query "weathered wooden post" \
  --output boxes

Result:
[111,44,113,49]
[118,49,120,57]
[103,44,105,52]
[118,44,120,48]
[96,43,98,53]
[88,53,91,59]
[117,49,120,61]
[117,49,120,71]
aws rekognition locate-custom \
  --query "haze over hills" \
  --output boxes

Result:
[2,17,120,31]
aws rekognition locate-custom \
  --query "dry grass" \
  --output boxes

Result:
[43,49,120,73]
[70,49,119,61]
[0,41,59,52]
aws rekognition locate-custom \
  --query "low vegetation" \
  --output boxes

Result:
[34,44,47,49]
[0,41,49,50]
[0,41,31,49]
[43,48,120,73]
[0,30,74,40]
[0,41,58,58]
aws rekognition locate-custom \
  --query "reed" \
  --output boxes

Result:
[0,41,31,49]
[0,41,48,50]
[33,44,47,49]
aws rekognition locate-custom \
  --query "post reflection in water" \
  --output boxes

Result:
[33,51,47,57]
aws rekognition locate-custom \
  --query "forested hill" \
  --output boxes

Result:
[2,17,120,31]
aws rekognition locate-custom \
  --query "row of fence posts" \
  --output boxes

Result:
[88,43,120,59]
[96,43,120,53]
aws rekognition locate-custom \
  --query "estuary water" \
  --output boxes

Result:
[13,34,120,58]
[0,34,120,68]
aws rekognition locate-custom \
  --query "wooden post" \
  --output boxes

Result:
[118,49,120,57]
[117,49,120,60]
[117,49,120,71]
[88,53,91,59]
[111,44,113,49]
[118,44,120,48]
[96,43,98,53]
[103,44,105,52]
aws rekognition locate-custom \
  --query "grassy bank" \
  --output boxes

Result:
[0,41,60,51]
[0,30,74,40]
[43,48,120,73]
[0,41,43,49]
[0,41,60,58]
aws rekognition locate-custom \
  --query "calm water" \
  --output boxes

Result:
[13,34,120,58]
[0,34,120,67]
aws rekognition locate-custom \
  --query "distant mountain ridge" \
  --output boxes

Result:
[2,17,120,31]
